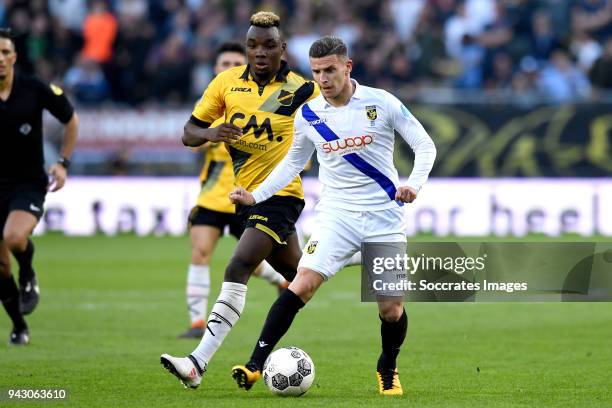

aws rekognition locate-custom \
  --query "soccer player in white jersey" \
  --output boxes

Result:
[230,36,436,396]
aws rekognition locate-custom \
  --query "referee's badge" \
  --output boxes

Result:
[50,83,64,96]
[306,240,318,254]
[19,123,32,135]
[366,105,377,126]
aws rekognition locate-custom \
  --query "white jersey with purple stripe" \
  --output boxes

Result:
[252,79,437,211]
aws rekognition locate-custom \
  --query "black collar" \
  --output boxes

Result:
[240,60,291,83]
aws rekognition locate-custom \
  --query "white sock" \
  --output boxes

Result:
[191,282,247,368]
[257,261,286,285]
[346,251,362,266]
[187,264,210,326]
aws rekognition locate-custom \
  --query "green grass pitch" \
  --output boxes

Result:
[1,235,611,407]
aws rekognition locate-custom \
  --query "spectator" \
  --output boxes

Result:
[589,37,612,89]
[81,0,118,64]
[445,1,479,60]
[389,0,425,42]
[4,0,612,104]
[572,0,612,42]
[529,11,561,62]
[0,3,5,27]
[48,0,88,34]
[48,20,80,76]
[539,48,591,102]
[446,1,484,88]
[331,5,361,50]
[64,56,110,104]
[486,51,514,90]
[572,30,603,71]
[466,0,495,33]
[478,1,514,74]
[190,36,214,99]
[28,14,51,62]
[288,20,320,74]
[147,34,192,103]
[105,7,153,104]
[413,4,452,81]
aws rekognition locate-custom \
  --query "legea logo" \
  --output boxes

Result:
[322,135,374,153]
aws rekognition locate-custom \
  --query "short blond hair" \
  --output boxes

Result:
[250,11,280,28]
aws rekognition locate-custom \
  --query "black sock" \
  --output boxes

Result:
[377,309,408,371]
[0,275,27,330]
[248,289,305,370]
[14,239,34,285]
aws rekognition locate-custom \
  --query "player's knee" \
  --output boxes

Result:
[3,231,28,252]
[224,255,258,284]
[191,246,211,265]
[379,301,404,322]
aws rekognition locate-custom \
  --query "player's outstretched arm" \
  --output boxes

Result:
[183,121,242,147]
[48,112,79,192]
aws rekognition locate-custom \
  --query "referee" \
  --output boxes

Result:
[0,28,78,345]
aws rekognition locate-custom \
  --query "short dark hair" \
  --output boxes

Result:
[250,11,280,28]
[309,36,348,58]
[215,42,245,62]
[0,27,14,45]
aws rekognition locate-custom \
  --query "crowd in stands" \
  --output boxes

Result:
[2,0,612,105]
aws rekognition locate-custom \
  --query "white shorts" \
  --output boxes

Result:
[299,205,406,280]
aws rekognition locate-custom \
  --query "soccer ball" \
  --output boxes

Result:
[263,347,315,396]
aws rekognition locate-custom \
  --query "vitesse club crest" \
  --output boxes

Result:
[365,105,377,121]
[277,90,295,106]
[306,241,318,254]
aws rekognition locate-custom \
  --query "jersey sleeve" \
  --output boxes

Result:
[191,73,226,126]
[386,92,436,192]
[308,82,320,100]
[252,109,315,203]
[39,81,74,124]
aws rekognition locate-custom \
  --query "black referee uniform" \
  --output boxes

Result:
[0,72,74,228]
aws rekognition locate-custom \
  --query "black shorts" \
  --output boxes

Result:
[236,195,305,245]
[0,184,46,232]
[188,206,244,239]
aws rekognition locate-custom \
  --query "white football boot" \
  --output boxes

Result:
[160,354,205,389]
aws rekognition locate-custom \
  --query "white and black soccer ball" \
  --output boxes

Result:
[263,347,315,396]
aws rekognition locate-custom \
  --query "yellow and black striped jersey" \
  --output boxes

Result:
[196,117,235,213]
[191,61,319,199]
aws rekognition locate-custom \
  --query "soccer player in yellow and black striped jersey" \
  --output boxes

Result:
[160,12,319,388]
[179,42,289,340]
